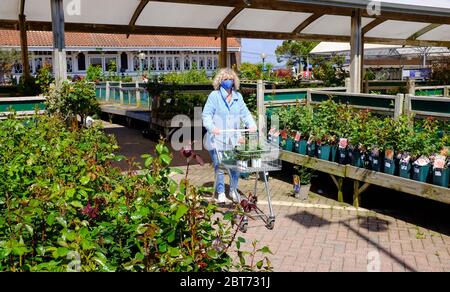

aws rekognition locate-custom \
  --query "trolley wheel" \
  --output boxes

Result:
[239,222,248,233]
[266,219,275,230]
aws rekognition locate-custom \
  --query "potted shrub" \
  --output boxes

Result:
[412,155,431,182]
[432,150,449,187]
[337,138,348,164]
[293,166,314,200]
[294,105,313,155]
[399,152,412,179]
[235,151,249,169]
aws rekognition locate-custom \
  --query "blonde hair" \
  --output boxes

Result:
[212,68,240,91]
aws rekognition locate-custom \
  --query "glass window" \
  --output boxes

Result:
[77,52,86,71]
[90,57,102,68]
[166,57,173,71]
[206,57,213,70]
[149,56,156,71]
[158,57,165,71]
[105,57,117,72]
[184,56,190,70]
[174,56,181,71]
[67,57,73,73]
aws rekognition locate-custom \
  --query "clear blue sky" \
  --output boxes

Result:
[241,39,285,67]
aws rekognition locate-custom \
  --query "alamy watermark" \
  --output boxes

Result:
[367,1,381,16]
[66,0,81,16]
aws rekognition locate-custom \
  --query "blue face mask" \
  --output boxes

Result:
[221,80,234,91]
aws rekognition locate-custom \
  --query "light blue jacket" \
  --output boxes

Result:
[202,87,256,151]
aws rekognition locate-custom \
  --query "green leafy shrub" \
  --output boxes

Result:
[160,69,210,84]
[86,65,103,83]
[0,115,272,272]
[45,79,100,129]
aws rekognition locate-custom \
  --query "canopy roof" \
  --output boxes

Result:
[310,42,450,57]
[1,0,449,46]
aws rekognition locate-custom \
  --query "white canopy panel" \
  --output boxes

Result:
[0,0,449,46]
[65,0,139,25]
[302,15,374,36]
[136,2,233,29]
[227,9,312,33]
[310,42,400,54]
[417,25,450,41]
[1,0,19,20]
[365,20,431,39]
[24,0,51,22]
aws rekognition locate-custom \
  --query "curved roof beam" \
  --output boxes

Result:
[293,13,323,34]
[362,17,386,35]
[407,23,442,41]
[218,5,245,31]
[127,0,150,38]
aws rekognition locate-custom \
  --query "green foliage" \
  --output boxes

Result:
[0,115,272,272]
[160,69,210,84]
[275,40,319,67]
[431,58,450,85]
[294,166,315,185]
[45,79,100,128]
[86,65,103,83]
[35,64,53,95]
[276,98,447,158]
[17,75,40,96]
[157,91,207,119]
[0,49,21,84]
[239,62,274,81]
[311,55,348,87]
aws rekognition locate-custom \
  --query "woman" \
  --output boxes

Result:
[202,68,257,204]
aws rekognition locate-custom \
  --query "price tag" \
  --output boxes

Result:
[294,132,301,142]
[414,168,419,174]
[385,162,391,168]
[401,165,408,170]
[435,171,442,177]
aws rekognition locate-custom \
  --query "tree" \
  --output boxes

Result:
[311,55,348,87]
[275,40,319,70]
[0,49,21,84]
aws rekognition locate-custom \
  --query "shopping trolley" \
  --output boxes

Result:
[212,129,282,232]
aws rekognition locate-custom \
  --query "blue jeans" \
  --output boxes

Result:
[209,150,239,194]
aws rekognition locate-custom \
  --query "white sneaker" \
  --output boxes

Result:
[230,190,241,203]
[216,192,228,204]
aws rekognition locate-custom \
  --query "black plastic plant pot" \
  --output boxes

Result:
[330,146,338,162]
[383,159,396,175]
[337,148,347,164]
[296,140,308,155]
[399,162,412,179]
[282,138,294,152]
[317,145,331,161]
[307,143,316,157]
[349,150,364,168]
[369,154,383,172]
[412,164,430,182]
[432,168,449,187]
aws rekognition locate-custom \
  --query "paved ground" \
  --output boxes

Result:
[103,121,450,272]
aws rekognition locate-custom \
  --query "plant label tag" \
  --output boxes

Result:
[318,149,322,155]
[340,153,346,158]
[385,162,391,168]
[435,171,442,177]
[294,132,301,141]
[414,167,419,174]
[373,159,378,165]
[401,165,408,171]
